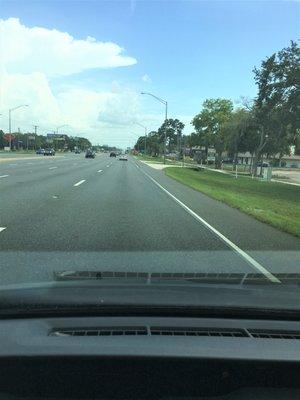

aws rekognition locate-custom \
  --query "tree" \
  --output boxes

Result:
[192,98,233,168]
[134,136,145,153]
[0,130,5,149]
[146,131,161,156]
[157,118,185,153]
[223,108,251,161]
[252,40,300,173]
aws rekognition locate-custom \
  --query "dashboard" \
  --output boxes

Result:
[0,316,300,399]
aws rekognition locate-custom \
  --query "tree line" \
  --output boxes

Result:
[135,41,300,174]
[0,130,92,151]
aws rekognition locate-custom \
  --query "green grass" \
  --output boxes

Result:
[165,167,300,237]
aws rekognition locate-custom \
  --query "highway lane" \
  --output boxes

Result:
[0,153,299,285]
[0,156,72,185]
[0,154,95,189]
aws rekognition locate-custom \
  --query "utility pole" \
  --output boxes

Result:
[33,125,38,150]
[8,105,29,150]
[135,122,147,155]
[17,127,20,150]
[8,109,11,149]
[141,92,168,164]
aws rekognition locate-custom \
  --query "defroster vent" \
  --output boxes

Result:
[50,327,147,337]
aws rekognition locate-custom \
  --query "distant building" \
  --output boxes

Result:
[280,155,300,168]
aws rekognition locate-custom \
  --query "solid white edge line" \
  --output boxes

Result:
[0,175,9,178]
[73,179,86,187]
[139,167,280,283]
[0,227,7,233]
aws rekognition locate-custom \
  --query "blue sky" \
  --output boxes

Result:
[1,0,299,145]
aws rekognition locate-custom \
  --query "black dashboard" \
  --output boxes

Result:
[1,315,300,399]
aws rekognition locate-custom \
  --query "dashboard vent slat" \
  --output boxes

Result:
[50,327,147,337]
[150,327,248,337]
[248,330,300,339]
[51,327,300,340]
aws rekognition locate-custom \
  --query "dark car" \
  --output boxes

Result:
[74,149,81,154]
[110,152,116,157]
[85,150,95,158]
[44,148,55,156]
[256,161,270,167]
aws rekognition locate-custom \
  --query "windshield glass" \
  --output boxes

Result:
[0,0,299,308]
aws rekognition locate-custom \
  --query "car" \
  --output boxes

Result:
[256,161,270,167]
[85,149,95,158]
[44,148,55,156]
[119,154,128,161]
[36,148,45,155]
[110,152,116,157]
[74,149,81,154]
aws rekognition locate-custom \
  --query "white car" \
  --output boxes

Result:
[119,154,128,161]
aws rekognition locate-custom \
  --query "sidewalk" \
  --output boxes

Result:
[137,158,300,187]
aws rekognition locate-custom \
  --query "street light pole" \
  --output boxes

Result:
[141,92,168,164]
[56,125,68,151]
[135,122,147,155]
[56,124,67,135]
[8,104,29,150]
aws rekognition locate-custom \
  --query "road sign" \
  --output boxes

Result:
[3,133,15,142]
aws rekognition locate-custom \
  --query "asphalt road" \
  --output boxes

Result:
[0,153,299,285]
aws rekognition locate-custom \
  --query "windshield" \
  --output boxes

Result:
[0,0,299,309]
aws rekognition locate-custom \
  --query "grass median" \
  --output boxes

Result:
[165,167,300,237]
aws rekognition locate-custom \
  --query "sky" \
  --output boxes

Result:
[0,0,299,147]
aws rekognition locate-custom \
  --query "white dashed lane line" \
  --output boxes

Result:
[106,165,110,167]
[0,227,7,233]
[73,179,86,187]
[97,170,103,173]
[0,175,9,179]
[49,166,58,170]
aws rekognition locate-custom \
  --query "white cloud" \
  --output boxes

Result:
[0,70,62,131]
[0,18,137,77]
[0,18,184,147]
[141,74,151,83]
[0,18,142,146]
[0,69,143,143]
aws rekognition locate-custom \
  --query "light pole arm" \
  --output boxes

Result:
[141,92,167,105]
[165,101,168,121]
[134,122,148,154]
[8,104,29,148]
[141,92,168,163]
